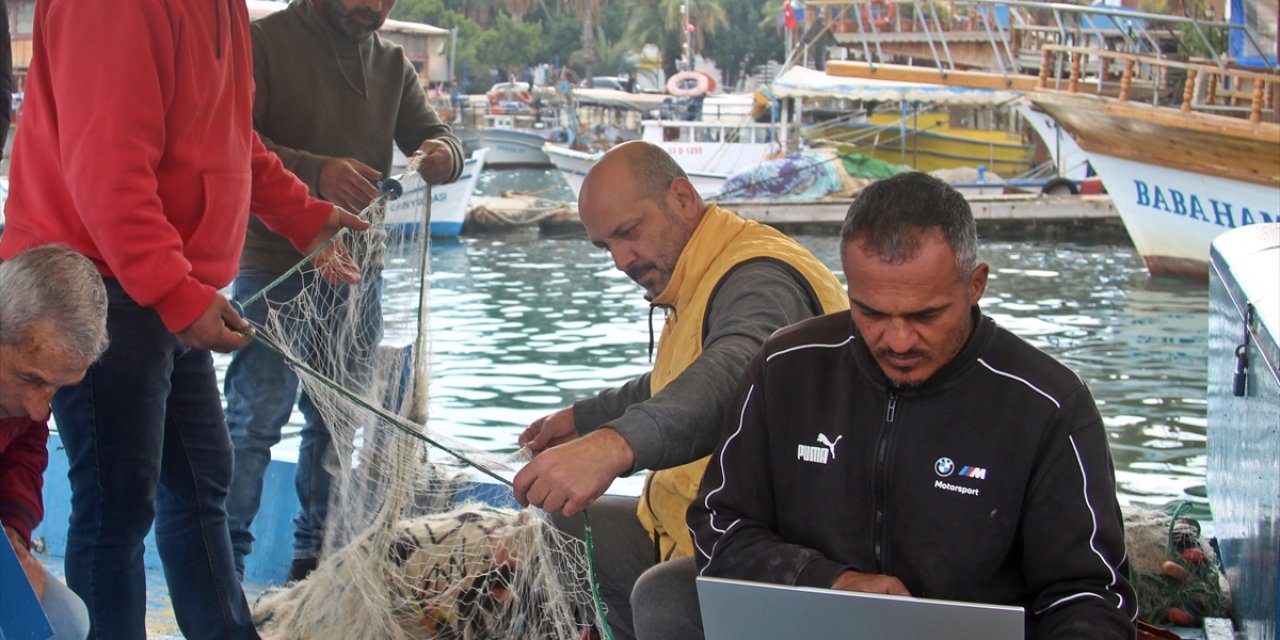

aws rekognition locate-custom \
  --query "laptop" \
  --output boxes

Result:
[696,576,1024,640]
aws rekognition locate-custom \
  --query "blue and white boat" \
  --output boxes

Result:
[385,147,487,237]
[457,122,553,168]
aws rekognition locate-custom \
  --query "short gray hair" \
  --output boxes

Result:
[0,244,110,361]
[839,172,978,275]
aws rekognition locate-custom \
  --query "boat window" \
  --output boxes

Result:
[697,127,721,143]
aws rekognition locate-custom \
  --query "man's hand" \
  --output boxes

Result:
[304,206,372,285]
[518,406,579,455]
[416,139,456,185]
[512,428,636,517]
[830,570,911,596]
[5,526,47,600]
[318,157,382,213]
[175,293,253,353]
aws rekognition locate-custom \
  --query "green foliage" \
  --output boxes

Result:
[472,14,546,73]
[392,0,787,91]
[543,14,588,69]
[706,0,783,88]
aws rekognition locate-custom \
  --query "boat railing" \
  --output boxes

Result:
[1036,43,1279,124]
[808,0,1277,80]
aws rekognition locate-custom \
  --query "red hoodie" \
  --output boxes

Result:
[0,0,334,332]
[0,417,47,548]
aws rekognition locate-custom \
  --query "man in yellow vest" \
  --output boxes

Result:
[513,141,848,639]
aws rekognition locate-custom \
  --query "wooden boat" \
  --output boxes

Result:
[1025,48,1278,276]
[816,0,1279,277]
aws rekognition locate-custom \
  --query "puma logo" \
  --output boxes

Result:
[797,433,845,466]
[817,433,842,460]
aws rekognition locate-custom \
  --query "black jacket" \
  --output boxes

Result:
[689,309,1137,639]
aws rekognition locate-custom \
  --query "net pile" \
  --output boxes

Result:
[242,156,598,639]
[1123,504,1232,627]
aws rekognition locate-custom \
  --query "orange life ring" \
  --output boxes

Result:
[666,71,710,98]
[860,0,895,29]
[698,71,717,94]
[515,89,533,104]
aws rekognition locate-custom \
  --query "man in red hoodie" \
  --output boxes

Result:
[0,2,368,637]
[0,244,109,640]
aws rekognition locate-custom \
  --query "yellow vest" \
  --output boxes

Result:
[637,204,849,559]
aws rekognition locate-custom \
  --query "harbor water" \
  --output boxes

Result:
[230,223,1211,522]
[201,167,1213,523]
[417,230,1210,518]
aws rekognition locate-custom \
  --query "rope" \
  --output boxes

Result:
[583,511,617,640]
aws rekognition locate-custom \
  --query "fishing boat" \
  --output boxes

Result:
[545,63,1057,199]
[543,85,786,196]
[456,116,554,168]
[385,147,487,236]
[814,0,1279,277]
[543,117,781,198]
[774,66,1035,177]
[1026,53,1278,276]
[543,116,783,197]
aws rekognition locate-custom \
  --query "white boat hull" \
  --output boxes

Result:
[457,128,551,168]
[543,143,728,198]
[1088,152,1277,276]
[386,148,487,237]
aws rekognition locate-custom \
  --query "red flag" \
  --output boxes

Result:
[784,0,796,30]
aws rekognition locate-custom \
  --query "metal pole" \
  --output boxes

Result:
[849,0,880,66]
[683,4,695,71]
[448,26,458,85]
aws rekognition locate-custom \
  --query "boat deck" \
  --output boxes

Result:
[34,554,272,639]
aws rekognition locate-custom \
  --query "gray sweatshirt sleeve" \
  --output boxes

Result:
[585,260,827,473]
[573,372,653,434]
[393,61,464,184]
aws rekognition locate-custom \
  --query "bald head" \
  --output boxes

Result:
[577,141,707,300]
[580,141,697,207]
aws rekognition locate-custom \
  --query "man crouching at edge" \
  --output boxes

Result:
[680,172,1138,639]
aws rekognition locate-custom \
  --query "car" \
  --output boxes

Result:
[577,76,629,92]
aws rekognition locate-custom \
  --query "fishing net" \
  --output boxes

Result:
[240,155,599,639]
[1123,503,1232,627]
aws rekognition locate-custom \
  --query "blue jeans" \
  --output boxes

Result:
[224,269,382,576]
[52,279,256,639]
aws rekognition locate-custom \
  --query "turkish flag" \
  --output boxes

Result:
[784,0,796,30]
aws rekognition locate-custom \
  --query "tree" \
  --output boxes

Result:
[564,0,606,85]
[704,0,783,88]
[472,15,546,78]
[620,0,727,78]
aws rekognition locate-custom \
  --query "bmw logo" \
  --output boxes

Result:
[934,457,955,477]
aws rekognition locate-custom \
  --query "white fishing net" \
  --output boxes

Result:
[241,156,600,639]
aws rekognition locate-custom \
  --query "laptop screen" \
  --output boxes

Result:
[697,576,1025,640]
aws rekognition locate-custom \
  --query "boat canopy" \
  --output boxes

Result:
[571,88,670,111]
[769,66,1022,106]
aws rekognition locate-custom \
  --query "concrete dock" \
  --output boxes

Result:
[538,193,1128,243]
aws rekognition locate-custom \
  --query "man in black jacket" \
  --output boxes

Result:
[680,172,1137,639]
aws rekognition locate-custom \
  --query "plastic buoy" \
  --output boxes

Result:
[379,178,404,201]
